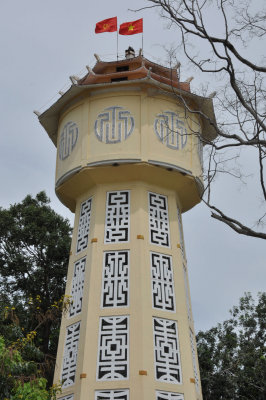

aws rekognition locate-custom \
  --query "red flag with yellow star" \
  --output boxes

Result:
[95,17,117,33]
[119,19,143,35]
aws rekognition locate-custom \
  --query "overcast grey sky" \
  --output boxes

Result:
[0,0,265,332]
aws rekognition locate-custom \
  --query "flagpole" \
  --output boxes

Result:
[117,30,119,61]
[141,19,144,56]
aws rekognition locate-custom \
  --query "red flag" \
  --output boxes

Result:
[119,19,143,35]
[95,17,117,33]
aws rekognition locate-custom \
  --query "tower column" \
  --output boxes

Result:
[53,179,201,400]
[38,50,217,400]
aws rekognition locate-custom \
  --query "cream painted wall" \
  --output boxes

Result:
[54,182,202,400]
[54,82,204,400]
[55,87,203,189]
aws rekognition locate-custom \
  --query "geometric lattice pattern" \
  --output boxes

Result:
[76,198,92,253]
[97,316,129,381]
[94,106,134,144]
[190,329,200,391]
[58,395,74,400]
[197,134,203,169]
[95,389,129,400]
[183,264,192,323]
[156,391,184,400]
[104,191,130,243]
[59,121,79,160]
[149,192,170,247]
[151,252,176,312]
[153,317,182,383]
[101,251,129,308]
[69,257,86,317]
[154,111,188,150]
[177,208,185,259]
[61,322,80,388]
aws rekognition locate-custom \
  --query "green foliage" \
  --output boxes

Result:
[0,336,61,400]
[197,292,266,400]
[11,379,49,400]
[0,192,72,385]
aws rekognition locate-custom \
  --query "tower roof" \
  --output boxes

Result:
[79,53,190,91]
[38,50,217,146]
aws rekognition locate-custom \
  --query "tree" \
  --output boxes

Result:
[196,292,266,399]
[137,0,266,239]
[0,335,61,400]
[0,192,72,384]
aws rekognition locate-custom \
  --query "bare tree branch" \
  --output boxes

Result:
[136,0,266,239]
[204,201,266,239]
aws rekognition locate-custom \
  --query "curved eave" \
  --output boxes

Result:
[38,76,217,147]
[92,55,176,76]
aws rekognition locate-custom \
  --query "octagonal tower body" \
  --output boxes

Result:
[39,50,216,400]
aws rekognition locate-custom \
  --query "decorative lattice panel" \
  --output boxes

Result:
[58,395,74,400]
[197,135,203,168]
[151,252,176,312]
[95,389,129,400]
[183,265,192,323]
[69,257,86,317]
[190,329,200,391]
[101,251,129,308]
[97,316,129,381]
[156,391,184,400]
[61,322,80,388]
[76,198,92,253]
[177,208,185,259]
[154,110,188,150]
[149,192,170,247]
[59,121,79,160]
[104,191,130,243]
[153,317,182,383]
[94,106,134,144]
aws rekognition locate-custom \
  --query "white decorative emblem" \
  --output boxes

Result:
[94,106,134,143]
[69,257,86,317]
[151,252,176,312]
[183,264,192,323]
[58,395,74,400]
[104,191,130,243]
[97,316,129,380]
[148,192,170,247]
[61,322,80,388]
[190,329,200,391]
[101,251,129,308]
[156,391,184,400]
[95,390,129,400]
[177,208,185,259]
[153,317,182,383]
[154,111,187,150]
[76,197,92,254]
[59,121,79,160]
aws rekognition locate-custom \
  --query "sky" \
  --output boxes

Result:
[0,0,265,332]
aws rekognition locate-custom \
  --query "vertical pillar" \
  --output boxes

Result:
[53,182,201,400]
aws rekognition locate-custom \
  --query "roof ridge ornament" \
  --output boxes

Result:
[70,76,80,84]
[94,53,101,62]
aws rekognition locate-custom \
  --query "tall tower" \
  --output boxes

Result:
[38,48,216,400]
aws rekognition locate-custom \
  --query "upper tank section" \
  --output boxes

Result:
[38,48,217,212]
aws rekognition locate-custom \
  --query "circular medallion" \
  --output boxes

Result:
[94,106,135,144]
[59,121,79,160]
[154,111,188,150]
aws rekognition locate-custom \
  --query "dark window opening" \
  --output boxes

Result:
[111,77,128,82]
[116,65,129,72]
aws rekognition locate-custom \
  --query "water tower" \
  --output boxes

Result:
[38,47,216,400]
